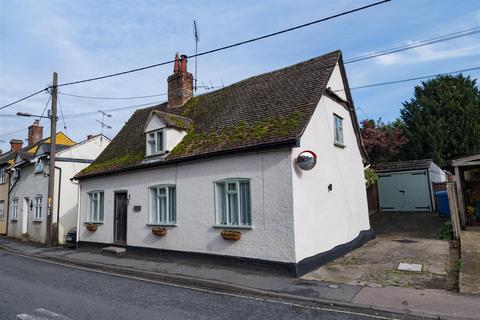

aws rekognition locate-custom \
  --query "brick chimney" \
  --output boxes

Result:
[10,139,23,152]
[167,53,193,108]
[28,120,43,146]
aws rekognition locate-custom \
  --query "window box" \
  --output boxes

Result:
[221,229,241,241]
[151,226,167,237]
[85,223,98,232]
[32,219,43,223]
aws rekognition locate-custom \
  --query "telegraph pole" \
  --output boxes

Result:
[45,72,58,247]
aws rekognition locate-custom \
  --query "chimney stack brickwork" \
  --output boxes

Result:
[28,120,43,146]
[10,139,23,152]
[167,53,193,108]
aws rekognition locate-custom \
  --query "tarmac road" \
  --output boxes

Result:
[0,251,422,320]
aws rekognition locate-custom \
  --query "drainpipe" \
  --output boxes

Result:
[55,166,62,245]
[71,177,81,249]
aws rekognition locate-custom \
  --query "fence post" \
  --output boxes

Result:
[446,182,461,240]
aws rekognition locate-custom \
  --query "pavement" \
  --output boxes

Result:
[459,226,480,294]
[1,236,479,319]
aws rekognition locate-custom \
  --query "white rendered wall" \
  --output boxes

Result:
[56,135,110,160]
[429,162,446,183]
[8,164,48,243]
[292,63,370,262]
[79,149,297,263]
[55,136,110,244]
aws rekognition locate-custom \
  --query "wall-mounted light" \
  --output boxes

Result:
[296,150,317,171]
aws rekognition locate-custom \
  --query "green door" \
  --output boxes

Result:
[378,170,432,212]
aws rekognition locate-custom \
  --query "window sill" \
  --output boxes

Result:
[10,218,18,222]
[334,142,346,149]
[147,223,177,227]
[33,219,43,223]
[213,224,253,230]
[34,171,44,174]
[84,221,104,225]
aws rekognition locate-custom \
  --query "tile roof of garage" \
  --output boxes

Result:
[374,159,433,173]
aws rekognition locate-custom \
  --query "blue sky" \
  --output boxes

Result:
[1,0,479,151]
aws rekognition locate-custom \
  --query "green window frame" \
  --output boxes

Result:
[214,179,251,227]
[87,191,104,223]
[149,185,176,225]
[146,129,165,156]
[334,114,344,146]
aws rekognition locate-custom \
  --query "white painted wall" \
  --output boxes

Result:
[164,128,187,153]
[79,149,297,263]
[55,135,110,244]
[8,163,48,243]
[9,136,109,244]
[291,63,370,262]
[428,161,446,183]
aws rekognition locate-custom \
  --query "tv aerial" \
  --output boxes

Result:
[193,20,200,92]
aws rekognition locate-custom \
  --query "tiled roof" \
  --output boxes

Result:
[0,151,16,165]
[77,50,362,179]
[374,159,433,173]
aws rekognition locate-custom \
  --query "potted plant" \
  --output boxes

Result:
[221,229,241,241]
[85,223,97,232]
[152,226,167,237]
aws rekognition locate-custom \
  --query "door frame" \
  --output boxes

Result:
[113,190,128,245]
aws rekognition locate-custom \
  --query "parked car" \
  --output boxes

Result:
[65,227,76,247]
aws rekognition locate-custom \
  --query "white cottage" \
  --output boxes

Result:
[8,126,110,244]
[74,51,372,276]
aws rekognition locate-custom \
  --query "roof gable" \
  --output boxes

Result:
[77,50,362,178]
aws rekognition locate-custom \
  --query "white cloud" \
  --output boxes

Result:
[375,40,480,66]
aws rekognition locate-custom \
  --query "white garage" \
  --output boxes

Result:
[375,159,446,212]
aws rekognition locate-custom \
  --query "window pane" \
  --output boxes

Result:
[169,187,176,223]
[227,192,239,225]
[99,193,104,222]
[156,131,163,152]
[159,194,167,223]
[93,197,98,222]
[240,182,251,225]
[227,183,237,191]
[150,188,158,223]
[217,183,227,225]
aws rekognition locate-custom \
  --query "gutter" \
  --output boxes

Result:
[75,138,298,180]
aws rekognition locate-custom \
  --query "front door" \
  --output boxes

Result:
[22,197,29,234]
[114,192,128,244]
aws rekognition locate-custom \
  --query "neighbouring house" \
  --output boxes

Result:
[8,121,110,244]
[0,139,23,235]
[74,50,373,276]
[374,159,446,212]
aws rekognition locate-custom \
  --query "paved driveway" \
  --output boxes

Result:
[304,212,459,291]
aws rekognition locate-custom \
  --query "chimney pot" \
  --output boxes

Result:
[167,53,193,108]
[10,139,23,152]
[28,120,43,146]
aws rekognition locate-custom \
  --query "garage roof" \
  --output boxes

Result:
[374,159,432,173]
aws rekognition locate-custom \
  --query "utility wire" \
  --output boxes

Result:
[54,0,391,88]
[57,95,68,133]
[345,26,480,64]
[347,65,480,91]
[58,91,168,100]
[0,88,47,111]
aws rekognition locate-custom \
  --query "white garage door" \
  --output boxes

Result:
[378,170,432,212]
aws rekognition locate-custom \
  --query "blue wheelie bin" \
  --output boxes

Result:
[434,191,450,217]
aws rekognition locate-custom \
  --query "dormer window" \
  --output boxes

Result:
[146,129,164,156]
[35,159,45,173]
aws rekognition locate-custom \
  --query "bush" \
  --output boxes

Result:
[437,221,453,240]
